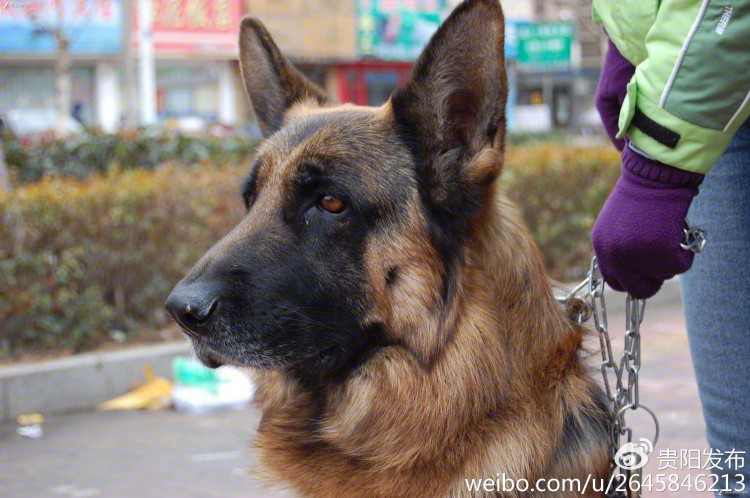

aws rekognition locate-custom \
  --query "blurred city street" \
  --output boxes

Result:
[0,1,738,498]
[1,296,710,498]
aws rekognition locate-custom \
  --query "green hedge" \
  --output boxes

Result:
[0,144,620,357]
[3,130,257,182]
[503,144,620,280]
[0,164,246,356]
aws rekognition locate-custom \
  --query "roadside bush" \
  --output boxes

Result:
[0,144,619,357]
[504,144,620,280]
[0,163,246,356]
[3,130,257,183]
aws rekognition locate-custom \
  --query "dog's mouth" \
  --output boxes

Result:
[193,344,226,369]
[186,338,233,369]
[185,331,340,371]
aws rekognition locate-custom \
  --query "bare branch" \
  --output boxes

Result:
[20,0,98,44]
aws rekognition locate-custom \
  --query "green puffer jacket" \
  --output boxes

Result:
[593,0,750,174]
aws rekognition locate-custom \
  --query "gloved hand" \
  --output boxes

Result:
[595,39,635,151]
[593,145,704,299]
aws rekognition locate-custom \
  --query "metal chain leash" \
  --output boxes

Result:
[559,260,656,498]
[591,260,656,498]
[557,221,706,498]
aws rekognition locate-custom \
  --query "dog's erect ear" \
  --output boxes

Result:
[391,0,507,193]
[239,17,328,137]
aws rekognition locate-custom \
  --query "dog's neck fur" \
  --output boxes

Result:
[467,186,580,380]
[251,186,607,497]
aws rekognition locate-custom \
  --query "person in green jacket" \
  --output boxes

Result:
[592,0,749,495]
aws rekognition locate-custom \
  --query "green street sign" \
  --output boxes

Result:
[517,22,575,69]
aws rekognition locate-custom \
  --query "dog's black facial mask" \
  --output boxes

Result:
[166,0,507,374]
[166,111,414,372]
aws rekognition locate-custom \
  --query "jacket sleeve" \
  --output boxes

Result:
[613,0,750,174]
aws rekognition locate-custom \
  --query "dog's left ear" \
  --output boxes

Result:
[239,17,328,137]
[391,0,507,202]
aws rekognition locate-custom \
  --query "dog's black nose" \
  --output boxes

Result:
[165,283,219,334]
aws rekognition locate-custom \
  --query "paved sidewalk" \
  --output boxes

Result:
[0,408,293,498]
[0,299,708,498]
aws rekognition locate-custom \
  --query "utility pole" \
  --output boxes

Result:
[137,0,157,126]
[121,0,138,128]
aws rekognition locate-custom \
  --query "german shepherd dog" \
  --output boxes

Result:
[166,0,610,496]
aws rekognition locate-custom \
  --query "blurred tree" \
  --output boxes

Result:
[27,2,96,136]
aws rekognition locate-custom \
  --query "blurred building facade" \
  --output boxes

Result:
[243,0,358,103]
[0,0,124,130]
[139,0,245,129]
[0,0,605,134]
[532,0,604,69]
[521,0,606,132]
[0,0,247,133]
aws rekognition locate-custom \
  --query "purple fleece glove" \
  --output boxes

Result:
[592,146,704,299]
[595,40,635,151]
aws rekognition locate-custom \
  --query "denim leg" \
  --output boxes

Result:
[681,120,750,496]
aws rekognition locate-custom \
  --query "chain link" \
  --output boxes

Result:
[681,219,708,254]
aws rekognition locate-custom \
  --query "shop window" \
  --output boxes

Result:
[336,64,412,106]
[365,70,399,106]
[0,66,95,125]
[156,63,220,121]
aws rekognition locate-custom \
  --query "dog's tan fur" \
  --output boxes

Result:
[251,180,609,497]
[232,1,610,496]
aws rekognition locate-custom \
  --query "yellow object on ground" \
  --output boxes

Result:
[17,413,45,438]
[97,365,173,411]
[17,413,44,426]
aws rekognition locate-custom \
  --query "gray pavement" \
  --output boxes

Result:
[0,407,292,498]
[0,298,709,498]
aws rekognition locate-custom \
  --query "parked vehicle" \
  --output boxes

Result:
[0,108,84,139]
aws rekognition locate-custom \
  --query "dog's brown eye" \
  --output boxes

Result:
[318,194,345,214]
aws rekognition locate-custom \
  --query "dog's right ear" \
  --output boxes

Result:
[391,0,507,203]
[239,17,328,137]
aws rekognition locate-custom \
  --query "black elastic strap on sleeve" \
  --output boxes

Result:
[631,109,681,149]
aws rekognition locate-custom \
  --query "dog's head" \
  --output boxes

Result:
[166,0,507,376]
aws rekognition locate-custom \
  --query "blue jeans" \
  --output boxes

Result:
[682,119,750,496]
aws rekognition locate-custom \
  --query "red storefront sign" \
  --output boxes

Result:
[133,0,243,56]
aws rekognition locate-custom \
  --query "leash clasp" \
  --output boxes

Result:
[681,219,707,254]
